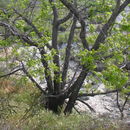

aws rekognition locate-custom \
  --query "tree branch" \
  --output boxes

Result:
[0,22,53,93]
[122,95,129,112]
[64,67,89,114]
[49,0,61,93]
[62,17,77,87]
[92,0,130,50]
[0,22,38,47]
[0,21,54,93]
[60,0,89,50]
[38,48,54,92]
[13,9,52,49]
[13,9,42,38]
[116,91,129,119]
[58,12,73,25]
[0,68,23,78]
[13,9,54,92]
[76,98,96,113]
[65,100,81,114]
[78,90,118,97]
[21,62,46,94]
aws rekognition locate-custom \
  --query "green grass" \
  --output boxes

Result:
[0,78,128,130]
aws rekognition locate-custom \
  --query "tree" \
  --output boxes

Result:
[0,0,130,115]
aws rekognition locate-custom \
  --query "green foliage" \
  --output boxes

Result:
[78,49,98,70]
[120,24,130,32]
[88,0,115,23]
[102,65,128,89]
[15,20,26,31]
[0,39,11,47]
[87,34,98,45]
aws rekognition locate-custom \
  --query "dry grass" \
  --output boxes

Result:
[0,79,18,94]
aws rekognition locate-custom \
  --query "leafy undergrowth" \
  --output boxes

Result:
[0,78,129,130]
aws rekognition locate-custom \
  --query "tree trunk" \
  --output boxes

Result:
[44,95,65,114]
[64,67,88,114]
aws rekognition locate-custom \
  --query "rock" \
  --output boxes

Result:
[124,120,130,129]
[76,83,130,120]
[126,62,130,70]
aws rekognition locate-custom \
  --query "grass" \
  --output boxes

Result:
[0,78,129,130]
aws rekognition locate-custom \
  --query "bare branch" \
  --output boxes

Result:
[116,0,121,9]
[0,68,23,78]
[78,90,118,97]
[118,0,130,13]
[122,95,129,112]
[76,98,96,113]
[58,12,73,25]
[21,62,46,94]
[116,91,130,119]
[116,91,123,119]
[66,64,80,90]
[65,100,81,114]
